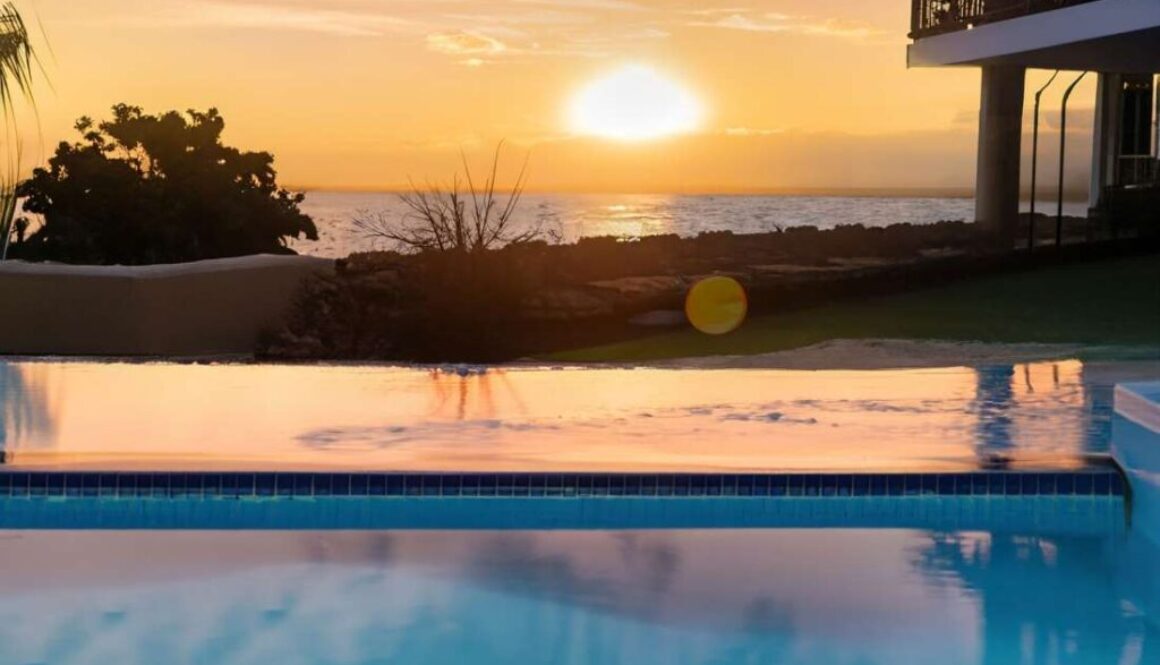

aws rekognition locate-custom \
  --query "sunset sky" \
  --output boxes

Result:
[16,0,1096,193]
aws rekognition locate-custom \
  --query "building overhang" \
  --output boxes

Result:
[908,0,1160,72]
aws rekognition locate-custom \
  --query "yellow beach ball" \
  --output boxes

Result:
[685,276,748,335]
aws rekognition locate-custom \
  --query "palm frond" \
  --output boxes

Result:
[0,2,36,118]
[0,2,41,260]
[0,141,20,259]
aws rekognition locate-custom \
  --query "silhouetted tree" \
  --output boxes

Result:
[11,215,26,243]
[15,104,318,264]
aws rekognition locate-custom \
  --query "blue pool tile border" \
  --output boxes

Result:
[0,470,1126,500]
[0,495,1127,531]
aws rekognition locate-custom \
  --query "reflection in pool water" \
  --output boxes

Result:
[0,523,1155,664]
[1,359,1158,471]
[0,363,54,451]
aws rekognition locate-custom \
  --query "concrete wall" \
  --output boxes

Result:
[0,255,334,356]
[1113,382,1160,546]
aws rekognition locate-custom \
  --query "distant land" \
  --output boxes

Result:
[288,185,1094,201]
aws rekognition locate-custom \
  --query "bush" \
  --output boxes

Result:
[15,104,317,264]
[269,145,547,361]
[351,143,545,254]
[264,247,545,362]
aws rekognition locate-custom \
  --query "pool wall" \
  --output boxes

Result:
[0,469,1125,500]
[0,495,1126,531]
[0,469,1127,530]
[1113,381,1160,544]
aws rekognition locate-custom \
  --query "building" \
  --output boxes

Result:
[907,0,1160,243]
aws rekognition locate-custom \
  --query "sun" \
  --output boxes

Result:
[568,65,703,141]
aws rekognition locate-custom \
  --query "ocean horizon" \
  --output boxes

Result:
[292,191,1092,258]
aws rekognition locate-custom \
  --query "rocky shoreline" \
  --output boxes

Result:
[260,216,1152,361]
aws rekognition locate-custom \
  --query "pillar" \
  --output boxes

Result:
[975,66,1026,245]
[1089,73,1123,212]
[1154,74,1159,158]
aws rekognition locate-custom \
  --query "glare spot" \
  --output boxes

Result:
[685,276,748,335]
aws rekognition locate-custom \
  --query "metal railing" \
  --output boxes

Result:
[910,0,1101,38]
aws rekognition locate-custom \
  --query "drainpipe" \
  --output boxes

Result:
[1057,71,1088,249]
[1029,70,1059,251]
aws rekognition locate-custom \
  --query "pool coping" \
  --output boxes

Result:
[1116,382,1160,434]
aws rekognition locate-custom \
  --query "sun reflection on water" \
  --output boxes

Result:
[0,358,1147,472]
[561,195,677,239]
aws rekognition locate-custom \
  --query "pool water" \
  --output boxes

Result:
[4,359,1160,472]
[0,511,1156,665]
[4,359,1160,663]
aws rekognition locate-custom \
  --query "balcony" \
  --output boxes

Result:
[907,0,1160,69]
[1119,156,1160,188]
[910,0,1102,39]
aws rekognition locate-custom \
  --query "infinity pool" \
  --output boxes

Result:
[3,358,1159,471]
[0,503,1156,665]
[4,359,1160,664]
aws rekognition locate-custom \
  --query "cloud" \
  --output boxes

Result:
[681,7,757,17]
[443,10,597,29]
[427,0,668,62]
[100,0,667,64]
[688,12,881,41]
[796,19,881,40]
[425,19,667,63]
[513,0,646,10]
[950,106,1099,131]
[426,31,508,56]
[724,127,786,137]
[1043,107,1095,131]
[566,26,670,44]
[117,1,413,37]
[951,109,977,126]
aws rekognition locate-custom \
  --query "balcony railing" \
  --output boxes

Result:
[910,0,1101,38]
[1119,156,1160,188]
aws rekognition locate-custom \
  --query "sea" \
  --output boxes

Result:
[291,191,1090,258]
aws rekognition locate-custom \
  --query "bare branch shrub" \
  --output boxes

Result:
[353,143,544,254]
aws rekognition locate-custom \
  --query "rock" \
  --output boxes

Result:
[523,287,616,321]
[587,275,686,300]
[628,309,687,327]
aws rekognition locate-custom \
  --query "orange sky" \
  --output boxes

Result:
[12,0,1097,193]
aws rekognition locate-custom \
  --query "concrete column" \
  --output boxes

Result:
[1089,73,1123,212]
[1154,74,1159,158]
[975,66,1026,245]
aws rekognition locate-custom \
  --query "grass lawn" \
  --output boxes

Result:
[546,255,1160,362]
